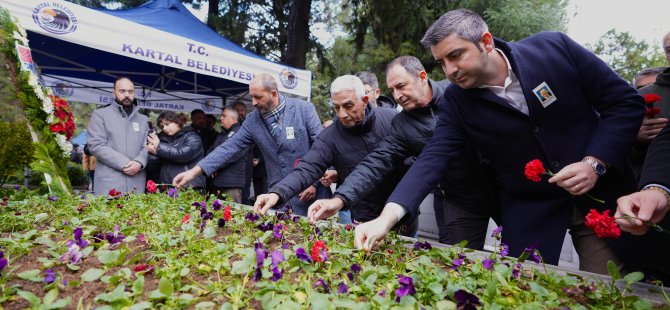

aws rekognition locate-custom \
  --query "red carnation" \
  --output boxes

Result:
[584,209,621,238]
[146,180,157,193]
[108,188,122,198]
[133,263,154,274]
[181,214,191,224]
[643,93,661,104]
[311,240,328,262]
[524,159,548,182]
[223,207,232,221]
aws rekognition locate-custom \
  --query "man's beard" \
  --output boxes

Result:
[115,97,133,106]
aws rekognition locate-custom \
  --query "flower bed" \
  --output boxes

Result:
[0,188,667,309]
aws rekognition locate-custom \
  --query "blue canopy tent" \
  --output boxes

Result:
[1,0,312,114]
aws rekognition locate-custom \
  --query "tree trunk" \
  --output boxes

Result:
[285,0,312,69]
[206,0,221,30]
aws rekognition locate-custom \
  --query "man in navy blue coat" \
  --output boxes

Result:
[173,74,322,215]
[354,9,646,275]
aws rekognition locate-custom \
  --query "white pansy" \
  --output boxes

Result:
[55,134,72,157]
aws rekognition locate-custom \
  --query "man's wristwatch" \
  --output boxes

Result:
[582,157,606,175]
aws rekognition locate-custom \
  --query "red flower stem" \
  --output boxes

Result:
[618,215,670,235]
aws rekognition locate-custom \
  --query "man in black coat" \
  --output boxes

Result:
[308,56,500,249]
[206,107,250,203]
[616,125,670,283]
[253,75,412,232]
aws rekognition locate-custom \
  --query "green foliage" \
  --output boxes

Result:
[0,190,664,308]
[67,162,89,187]
[589,29,667,84]
[0,120,34,185]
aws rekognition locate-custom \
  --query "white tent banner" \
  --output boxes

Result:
[2,0,312,98]
[44,75,224,114]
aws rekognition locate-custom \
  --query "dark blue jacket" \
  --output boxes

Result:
[150,126,206,188]
[271,106,400,221]
[207,123,249,188]
[388,32,645,265]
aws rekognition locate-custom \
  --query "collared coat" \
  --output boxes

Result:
[387,32,645,265]
[198,96,322,191]
[87,102,149,194]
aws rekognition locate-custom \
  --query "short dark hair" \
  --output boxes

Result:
[113,76,133,89]
[355,71,379,89]
[158,111,185,128]
[205,114,216,122]
[190,109,205,117]
[386,56,425,79]
[421,9,488,51]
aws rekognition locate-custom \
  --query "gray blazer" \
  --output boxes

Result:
[198,96,322,189]
[87,102,149,194]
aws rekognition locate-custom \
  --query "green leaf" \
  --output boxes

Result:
[529,282,549,297]
[427,282,443,295]
[97,250,121,266]
[129,301,153,310]
[195,301,215,309]
[44,298,72,309]
[16,290,40,306]
[180,267,190,277]
[17,269,43,282]
[95,284,129,303]
[34,213,48,223]
[158,277,174,296]
[624,272,644,285]
[43,288,58,304]
[81,268,105,282]
[607,260,620,281]
[436,300,457,310]
[133,276,145,296]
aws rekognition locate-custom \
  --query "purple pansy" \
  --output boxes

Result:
[491,226,503,238]
[245,212,260,222]
[522,242,542,264]
[413,241,432,250]
[351,264,361,273]
[338,281,349,294]
[105,225,125,244]
[73,227,90,248]
[292,216,300,223]
[0,251,7,273]
[254,244,268,281]
[202,212,214,220]
[378,289,387,297]
[212,200,222,211]
[482,258,495,270]
[454,289,481,310]
[512,263,522,278]
[257,222,273,232]
[60,243,83,264]
[168,188,178,198]
[44,269,56,284]
[273,224,283,239]
[395,275,416,302]
[499,243,509,257]
[282,243,290,249]
[13,185,20,191]
[217,218,226,227]
[347,272,354,281]
[314,227,322,236]
[271,250,285,281]
[48,195,58,202]
[313,278,330,293]
[295,247,312,263]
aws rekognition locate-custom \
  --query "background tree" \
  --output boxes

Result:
[590,29,667,84]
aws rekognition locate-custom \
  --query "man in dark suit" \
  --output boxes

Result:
[354,9,645,275]
[616,125,670,283]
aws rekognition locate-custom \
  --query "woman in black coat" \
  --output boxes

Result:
[146,111,206,189]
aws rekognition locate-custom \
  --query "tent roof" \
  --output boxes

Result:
[95,0,263,60]
[2,0,311,110]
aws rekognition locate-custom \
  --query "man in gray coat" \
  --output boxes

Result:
[87,77,149,194]
[174,73,322,215]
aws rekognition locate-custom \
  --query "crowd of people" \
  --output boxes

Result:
[83,9,670,283]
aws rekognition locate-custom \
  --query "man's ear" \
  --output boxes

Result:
[481,32,494,52]
[419,71,428,82]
